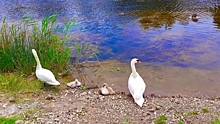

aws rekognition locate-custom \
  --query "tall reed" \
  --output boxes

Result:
[0,14,71,75]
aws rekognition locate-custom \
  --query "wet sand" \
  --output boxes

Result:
[72,60,220,98]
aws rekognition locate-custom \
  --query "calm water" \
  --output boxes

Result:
[1,0,220,97]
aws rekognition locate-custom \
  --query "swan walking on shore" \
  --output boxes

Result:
[128,58,146,107]
[32,49,60,86]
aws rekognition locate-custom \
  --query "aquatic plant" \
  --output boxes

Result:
[0,14,71,75]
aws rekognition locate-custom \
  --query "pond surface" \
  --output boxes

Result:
[1,0,220,97]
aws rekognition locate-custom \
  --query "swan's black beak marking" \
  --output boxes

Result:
[137,60,141,63]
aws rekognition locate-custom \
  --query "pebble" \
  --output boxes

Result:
[15,120,24,124]
[45,95,55,100]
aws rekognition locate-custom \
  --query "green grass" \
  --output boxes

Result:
[186,111,199,116]
[202,108,211,113]
[0,117,18,124]
[121,116,133,124]
[17,107,39,121]
[212,118,220,124]
[0,73,42,95]
[154,115,167,124]
[178,120,184,124]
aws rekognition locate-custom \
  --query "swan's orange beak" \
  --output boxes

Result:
[137,60,141,63]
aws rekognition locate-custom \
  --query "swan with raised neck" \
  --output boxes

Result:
[128,58,146,107]
[130,58,141,78]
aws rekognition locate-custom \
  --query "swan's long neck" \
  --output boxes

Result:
[131,62,138,77]
[32,51,42,70]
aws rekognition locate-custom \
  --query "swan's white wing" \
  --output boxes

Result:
[36,68,56,83]
[128,73,146,107]
[128,74,135,97]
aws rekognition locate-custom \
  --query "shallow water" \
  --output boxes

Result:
[1,0,220,97]
[75,60,220,98]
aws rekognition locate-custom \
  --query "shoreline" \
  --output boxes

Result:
[1,87,220,124]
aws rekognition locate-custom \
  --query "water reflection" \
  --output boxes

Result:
[1,0,220,97]
[212,6,220,29]
[133,10,181,30]
[1,0,220,68]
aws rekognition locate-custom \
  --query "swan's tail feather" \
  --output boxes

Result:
[46,80,60,85]
[133,93,145,107]
[135,97,145,107]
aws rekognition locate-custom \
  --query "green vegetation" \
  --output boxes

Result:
[212,118,220,124]
[0,117,18,124]
[0,14,72,75]
[202,108,211,113]
[178,120,184,124]
[154,115,167,124]
[76,109,86,115]
[0,73,42,96]
[186,111,199,116]
[81,85,88,92]
[121,116,133,124]
[0,13,98,93]
[117,67,121,71]
[17,107,39,121]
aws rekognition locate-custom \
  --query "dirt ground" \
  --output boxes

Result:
[1,87,220,124]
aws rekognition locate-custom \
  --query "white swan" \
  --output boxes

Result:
[128,58,146,107]
[32,49,60,85]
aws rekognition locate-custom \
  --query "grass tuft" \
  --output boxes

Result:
[154,115,167,124]
[186,111,199,116]
[0,73,42,95]
[0,117,18,124]
[202,108,211,113]
[121,116,133,124]
[212,118,220,124]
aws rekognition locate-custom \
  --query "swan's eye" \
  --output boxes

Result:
[137,60,141,63]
